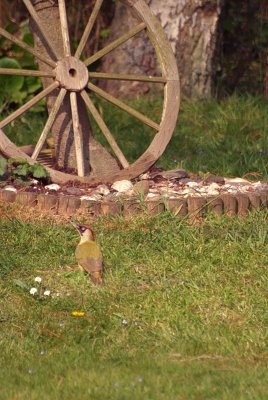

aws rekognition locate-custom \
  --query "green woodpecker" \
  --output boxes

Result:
[71,222,103,285]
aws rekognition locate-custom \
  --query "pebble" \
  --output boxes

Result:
[133,180,150,196]
[206,189,220,196]
[224,178,249,185]
[95,184,110,196]
[112,180,133,193]
[4,186,17,193]
[151,169,189,180]
[208,182,221,190]
[204,174,225,185]
[45,184,61,191]
[80,194,102,201]
[66,187,83,196]
[186,181,199,188]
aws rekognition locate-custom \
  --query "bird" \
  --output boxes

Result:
[70,221,103,285]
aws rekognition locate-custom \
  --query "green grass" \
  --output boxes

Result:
[3,94,268,179]
[0,207,268,399]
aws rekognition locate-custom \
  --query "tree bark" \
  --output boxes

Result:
[101,0,223,98]
[0,2,3,28]
[30,0,119,175]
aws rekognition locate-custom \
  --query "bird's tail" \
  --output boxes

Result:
[90,271,104,285]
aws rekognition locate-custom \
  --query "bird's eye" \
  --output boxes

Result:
[80,227,86,232]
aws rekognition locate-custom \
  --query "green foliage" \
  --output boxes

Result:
[0,156,49,180]
[0,57,24,93]
[0,26,43,112]
[219,1,268,95]
[100,28,110,38]
[0,210,268,398]
[2,94,268,179]
[0,156,8,176]
[88,94,268,179]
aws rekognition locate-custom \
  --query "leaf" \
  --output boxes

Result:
[13,164,30,177]
[0,156,7,176]
[13,279,29,290]
[100,28,110,39]
[8,157,29,166]
[24,76,42,94]
[31,163,48,179]
[0,57,24,94]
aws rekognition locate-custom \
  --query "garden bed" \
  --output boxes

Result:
[1,168,267,218]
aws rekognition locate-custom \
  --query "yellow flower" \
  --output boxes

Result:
[71,311,85,317]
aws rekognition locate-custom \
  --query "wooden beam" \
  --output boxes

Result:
[0,68,55,77]
[0,27,56,68]
[0,82,59,129]
[84,22,146,66]
[81,90,129,168]
[22,0,59,60]
[32,88,67,160]
[70,92,86,177]
[58,0,71,56]
[75,0,103,58]
[88,82,160,130]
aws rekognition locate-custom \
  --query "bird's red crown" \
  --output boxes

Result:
[77,224,95,240]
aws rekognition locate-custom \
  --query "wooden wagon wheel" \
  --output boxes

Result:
[0,0,180,184]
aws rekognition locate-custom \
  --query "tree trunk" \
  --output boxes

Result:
[0,3,3,28]
[101,0,223,98]
[30,0,119,175]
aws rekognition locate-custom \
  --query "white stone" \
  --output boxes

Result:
[186,181,199,188]
[187,192,202,197]
[95,184,110,196]
[146,193,161,200]
[139,172,150,180]
[252,181,262,188]
[149,188,160,194]
[4,186,17,193]
[240,185,254,193]
[80,194,102,201]
[112,180,133,193]
[206,189,219,196]
[181,188,192,195]
[227,188,238,193]
[45,184,61,191]
[196,187,207,193]
[225,177,249,184]
[209,182,221,190]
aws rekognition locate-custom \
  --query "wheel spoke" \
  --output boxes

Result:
[0,28,56,68]
[81,90,129,169]
[58,0,71,56]
[0,81,59,129]
[31,88,67,160]
[84,22,146,66]
[87,82,160,130]
[75,0,104,59]
[70,92,85,177]
[22,0,59,60]
[90,72,167,84]
[0,68,55,77]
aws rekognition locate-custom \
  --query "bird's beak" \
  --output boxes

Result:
[69,219,79,231]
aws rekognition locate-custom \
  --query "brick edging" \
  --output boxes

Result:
[0,189,268,217]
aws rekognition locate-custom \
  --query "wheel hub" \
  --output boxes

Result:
[54,56,89,92]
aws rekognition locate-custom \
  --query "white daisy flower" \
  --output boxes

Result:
[43,290,51,297]
[34,277,42,283]
[30,287,38,295]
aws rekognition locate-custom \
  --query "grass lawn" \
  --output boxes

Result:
[3,94,268,179]
[0,204,268,399]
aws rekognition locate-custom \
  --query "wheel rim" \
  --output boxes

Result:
[0,0,180,184]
